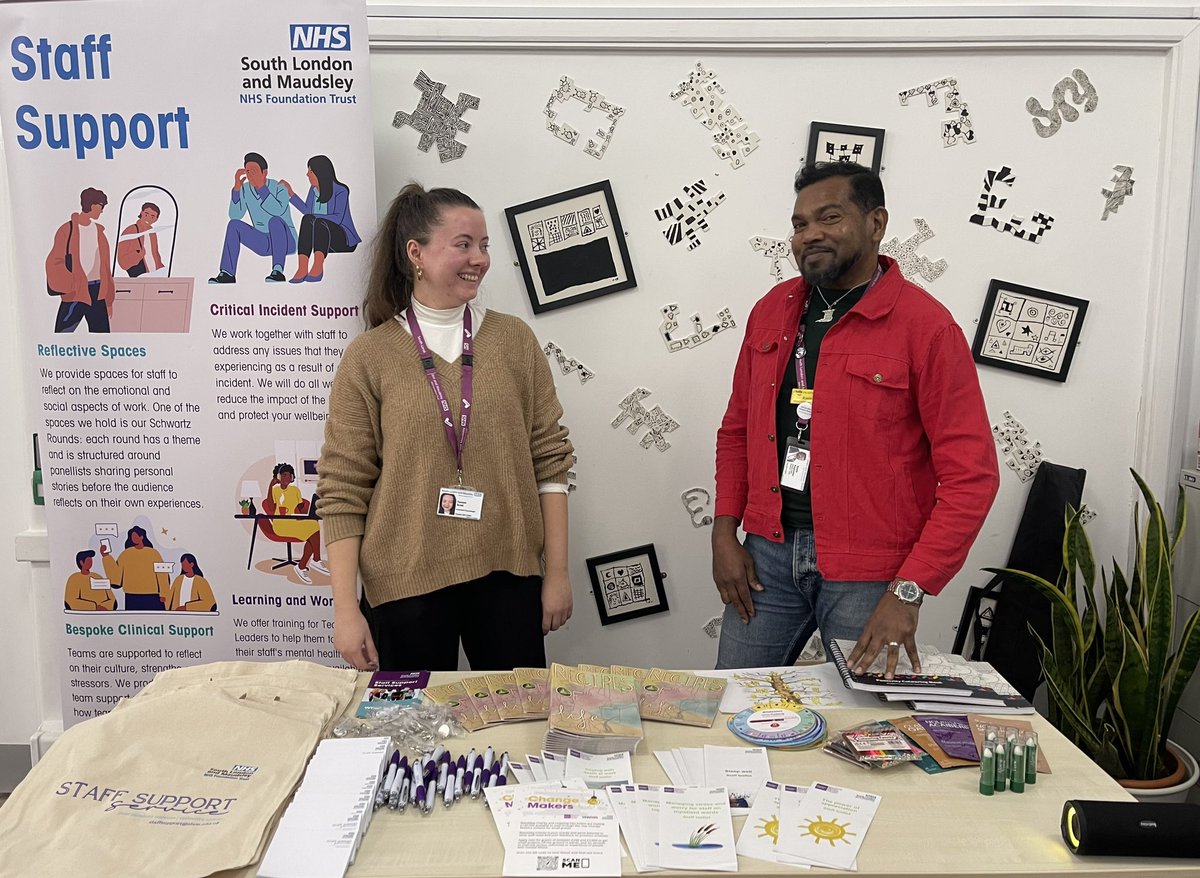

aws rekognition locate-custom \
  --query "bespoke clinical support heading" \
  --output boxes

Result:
[10,34,191,160]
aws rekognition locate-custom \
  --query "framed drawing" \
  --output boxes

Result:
[505,180,637,314]
[805,122,885,174]
[971,279,1088,382]
[586,543,668,625]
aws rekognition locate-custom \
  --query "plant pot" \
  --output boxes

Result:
[1120,740,1199,803]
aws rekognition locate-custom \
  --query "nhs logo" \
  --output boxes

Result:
[290,24,351,50]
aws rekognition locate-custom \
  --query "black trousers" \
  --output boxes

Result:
[297,215,356,257]
[363,570,546,671]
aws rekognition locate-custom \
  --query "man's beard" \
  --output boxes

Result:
[798,249,856,288]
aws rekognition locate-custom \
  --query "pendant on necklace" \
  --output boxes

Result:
[817,308,835,323]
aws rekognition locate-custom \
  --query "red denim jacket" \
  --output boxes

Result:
[715,257,999,596]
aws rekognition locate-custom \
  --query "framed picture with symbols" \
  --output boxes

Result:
[971,278,1088,382]
[805,121,885,175]
[586,543,668,625]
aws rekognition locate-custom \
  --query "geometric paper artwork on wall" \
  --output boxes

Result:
[1100,165,1134,220]
[1026,69,1097,139]
[969,167,1054,244]
[991,410,1043,483]
[680,487,714,528]
[879,218,948,284]
[659,303,737,353]
[543,341,596,384]
[391,70,480,162]
[898,76,977,147]
[543,75,625,160]
[611,388,680,452]
[749,236,797,281]
[669,61,761,169]
[655,179,725,251]
[971,278,1087,381]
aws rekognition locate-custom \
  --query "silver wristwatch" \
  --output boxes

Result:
[887,579,925,606]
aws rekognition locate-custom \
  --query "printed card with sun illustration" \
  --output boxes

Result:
[776,781,881,871]
[735,780,794,864]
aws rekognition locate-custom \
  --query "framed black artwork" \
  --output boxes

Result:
[971,278,1088,382]
[586,543,668,625]
[805,122,886,174]
[504,180,637,314]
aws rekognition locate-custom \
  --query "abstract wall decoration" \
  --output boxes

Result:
[749,236,795,281]
[542,341,596,384]
[805,122,885,174]
[611,388,680,452]
[1079,507,1097,525]
[668,61,761,169]
[1100,165,1134,220]
[659,303,737,353]
[702,616,723,639]
[681,487,714,528]
[567,455,578,493]
[543,75,625,159]
[1026,69,1097,138]
[505,180,636,314]
[898,77,976,147]
[969,167,1054,244]
[991,410,1044,483]
[587,543,669,625]
[391,70,480,162]
[971,279,1088,382]
[656,179,725,251]
[880,218,948,284]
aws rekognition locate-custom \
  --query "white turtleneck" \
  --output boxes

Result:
[395,298,568,496]
[397,297,487,362]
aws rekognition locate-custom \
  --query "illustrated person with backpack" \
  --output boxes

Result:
[46,187,115,333]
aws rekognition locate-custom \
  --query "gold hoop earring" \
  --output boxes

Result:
[415,265,424,282]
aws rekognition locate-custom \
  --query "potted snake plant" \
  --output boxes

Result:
[991,469,1200,792]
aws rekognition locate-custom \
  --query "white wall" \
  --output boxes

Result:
[2,0,1200,787]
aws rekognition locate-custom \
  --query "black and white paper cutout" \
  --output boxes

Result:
[1027,69,1097,138]
[898,76,976,147]
[656,179,725,251]
[543,341,596,384]
[669,61,761,169]
[611,388,680,452]
[972,279,1087,381]
[392,70,480,162]
[567,454,578,493]
[659,303,736,353]
[749,236,796,281]
[1101,165,1134,220]
[543,75,625,159]
[702,616,723,639]
[681,488,714,528]
[969,167,1054,243]
[991,410,1043,483]
[1079,507,1097,525]
[880,218,948,284]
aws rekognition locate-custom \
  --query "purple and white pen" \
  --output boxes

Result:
[470,755,485,798]
[397,769,412,813]
[454,755,466,800]
[498,751,510,780]
[436,759,450,793]
[413,773,427,815]
[376,751,400,809]
[387,756,409,809]
[423,777,437,815]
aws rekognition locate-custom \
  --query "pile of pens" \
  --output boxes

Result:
[979,727,1037,796]
[373,744,510,814]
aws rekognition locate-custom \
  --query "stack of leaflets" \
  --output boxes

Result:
[543,663,643,755]
[354,671,429,718]
[736,779,881,872]
[419,667,551,732]
[823,720,924,770]
[633,668,726,727]
[607,783,737,873]
[726,704,827,750]
[652,745,772,813]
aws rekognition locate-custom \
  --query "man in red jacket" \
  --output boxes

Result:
[712,162,998,677]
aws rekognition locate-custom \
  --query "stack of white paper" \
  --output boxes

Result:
[258,737,390,878]
[609,783,737,873]
[653,745,771,814]
[484,779,622,877]
[565,748,633,789]
[775,781,880,872]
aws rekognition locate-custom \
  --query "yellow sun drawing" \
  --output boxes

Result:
[799,815,856,846]
[756,815,780,844]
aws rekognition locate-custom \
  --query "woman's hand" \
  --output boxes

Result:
[280,179,294,197]
[541,570,573,635]
[334,607,379,671]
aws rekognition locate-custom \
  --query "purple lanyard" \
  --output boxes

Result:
[405,307,474,483]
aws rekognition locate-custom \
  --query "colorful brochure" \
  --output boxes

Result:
[638,669,726,727]
[657,785,737,872]
[777,781,880,872]
[354,670,429,718]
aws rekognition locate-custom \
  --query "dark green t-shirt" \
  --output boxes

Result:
[775,284,868,528]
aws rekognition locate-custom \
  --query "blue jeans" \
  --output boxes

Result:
[715,529,888,669]
[219,217,296,275]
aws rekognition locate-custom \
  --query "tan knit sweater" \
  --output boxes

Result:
[317,311,573,605]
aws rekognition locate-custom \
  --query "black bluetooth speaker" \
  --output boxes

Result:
[1062,800,1200,857]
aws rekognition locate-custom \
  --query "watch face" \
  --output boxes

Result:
[894,580,922,603]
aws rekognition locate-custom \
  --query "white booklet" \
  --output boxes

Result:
[776,781,881,872]
[657,786,737,872]
[702,744,771,814]
[735,780,810,868]
[503,808,621,877]
[653,750,687,786]
[540,749,568,781]
[634,784,665,870]
[606,784,661,873]
[566,748,633,789]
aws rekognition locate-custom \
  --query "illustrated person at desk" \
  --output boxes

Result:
[264,462,327,584]
[116,202,164,278]
[208,151,297,284]
[100,526,168,611]
[437,492,456,516]
[64,550,116,611]
[281,154,360,284]
[167,553,216,612]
